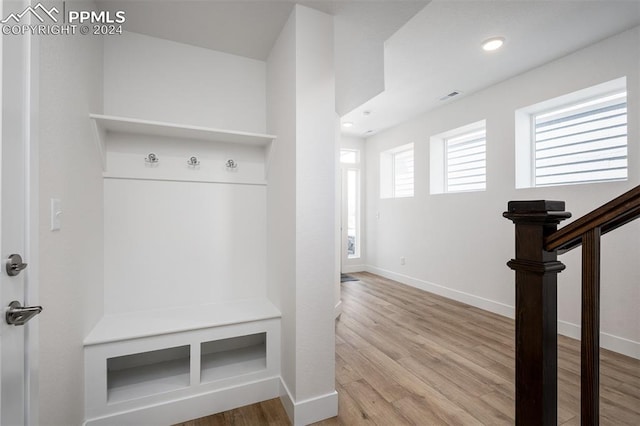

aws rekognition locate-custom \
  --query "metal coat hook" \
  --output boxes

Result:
[226,159,238,170]
[187,156,200,167]
[145,153,159,164]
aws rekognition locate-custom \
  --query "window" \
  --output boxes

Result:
[340,149,358,164]
[430,120,486,194]
[380,143,414,198]
[340,149,361,259]
[516,77,627,188]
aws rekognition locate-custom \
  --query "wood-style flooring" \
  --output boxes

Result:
[176,272,640,425]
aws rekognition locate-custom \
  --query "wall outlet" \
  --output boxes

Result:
[400,257,406,265]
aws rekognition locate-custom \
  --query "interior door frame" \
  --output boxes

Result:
[0,0,41,422]
[25,23,40,426]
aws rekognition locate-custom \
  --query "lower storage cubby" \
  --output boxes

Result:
[201,333,266,383]
[107,345,190,403]
[83,299,281,425]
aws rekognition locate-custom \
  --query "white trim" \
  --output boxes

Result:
[341,264,366,274]
[365,265,514,318]
[334,300,343,319]
[365,265,640,360]
[25,23,40,426]
[84,376,280,426]
[558,321,640,360]
[102,174,267,187]
[279,379,338,426]
[90,113,276,147]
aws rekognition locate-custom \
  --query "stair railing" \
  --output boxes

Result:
[503,184,640,425]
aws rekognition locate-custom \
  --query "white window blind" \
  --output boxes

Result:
[534,91,627,187]
[446,129,486,192]
[393,147,414,197]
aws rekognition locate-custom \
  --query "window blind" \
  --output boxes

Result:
[446,129,486,192]
[534,91,627,187]
[393,148,414,197]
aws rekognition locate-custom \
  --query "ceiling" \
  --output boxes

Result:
[96,0,428,116]
[96,1,640,137]
[342,0,640,136]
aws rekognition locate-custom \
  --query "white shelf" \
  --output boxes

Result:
[108,355,190,404]
[201,334,266,384]
[202,344,266,383]
[90,114,276,178]
[102,173,267,186]
[84,298,281,346]
[90,114,276,146]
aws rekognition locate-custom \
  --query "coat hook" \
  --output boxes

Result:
[145,153,159,164]
[226,159,238,170]
[187,156,200,167]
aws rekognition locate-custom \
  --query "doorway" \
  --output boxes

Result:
[340,148,362,272]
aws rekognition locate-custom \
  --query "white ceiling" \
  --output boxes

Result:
[342,0,640,136]
[97,1,640,138]
[96,0,428,116]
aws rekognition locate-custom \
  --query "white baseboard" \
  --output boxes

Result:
[341,264,366,274]
[84,377,280,426]
[365,265,640,360]
[558,320,640,359]
[280,379,338,426]
[365,265,515,318]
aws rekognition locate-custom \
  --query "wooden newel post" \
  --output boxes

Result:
[503,200,571,426]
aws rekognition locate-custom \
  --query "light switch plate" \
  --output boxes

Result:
[51,198,62,231]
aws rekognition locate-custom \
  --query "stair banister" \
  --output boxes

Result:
[504,185,640,426]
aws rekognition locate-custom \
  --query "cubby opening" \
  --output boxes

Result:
[200,333,267,383]
[107,345,190,403]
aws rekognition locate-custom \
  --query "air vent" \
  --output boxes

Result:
[439,91,461,101]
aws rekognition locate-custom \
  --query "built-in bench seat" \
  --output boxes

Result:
[83,298,281,426]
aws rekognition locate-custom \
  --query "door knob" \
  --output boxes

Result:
[6,301,42,326]
[6,254,27,276]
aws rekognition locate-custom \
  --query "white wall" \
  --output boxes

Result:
[266,4,297,399]
[101,31,271,316]
[103,179,267,314]
[365,27,640,358]
[294,6,336,407]
[38,6,104,425]
[104,31,267,134]
[267,5,338,424]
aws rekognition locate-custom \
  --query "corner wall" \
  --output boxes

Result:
[38,8,104,425]
[267,5,338,425]
[103,31,267,133]
[365,27,640,358]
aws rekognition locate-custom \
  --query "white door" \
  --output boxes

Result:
[0,0,39,424]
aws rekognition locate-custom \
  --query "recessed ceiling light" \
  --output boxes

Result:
[482,37,505,52]
[342,122,354,128]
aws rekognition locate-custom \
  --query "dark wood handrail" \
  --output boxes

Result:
[545,185,640,252]
[504,183,640,426]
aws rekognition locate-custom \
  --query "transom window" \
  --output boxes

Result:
[430,120,486,194]
[380,143,414,199]
[445,128,487,192]
[516,77,627,188]
[533,91,627,187]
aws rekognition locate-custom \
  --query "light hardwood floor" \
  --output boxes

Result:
[176,272,640,425]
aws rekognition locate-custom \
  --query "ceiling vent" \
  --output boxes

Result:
[439,91,461,101]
